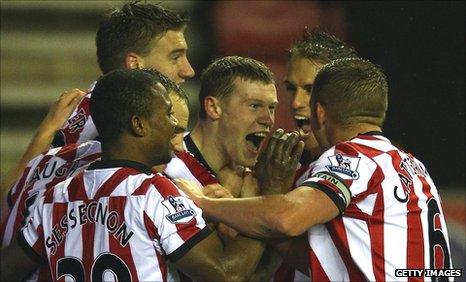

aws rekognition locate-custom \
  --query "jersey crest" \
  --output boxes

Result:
[162,196,196,224]
[326,153,361,179]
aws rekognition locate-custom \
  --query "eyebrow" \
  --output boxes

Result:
[248,98,278,106]
[284,80,313,91]
[169,48,187,56]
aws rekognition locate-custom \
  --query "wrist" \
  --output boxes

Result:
[36,122,61,137]
[260,181,283,196]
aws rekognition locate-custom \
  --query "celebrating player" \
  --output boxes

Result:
[177,56,277,194]
[52,2,195,147]
[176,58,453,281]
[285,30,358,165]
[0,69,266,281]
[272,30,359,281]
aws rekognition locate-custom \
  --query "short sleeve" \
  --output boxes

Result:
[18,195,48,264]
[145,177,211,262]
[301,142,377,213]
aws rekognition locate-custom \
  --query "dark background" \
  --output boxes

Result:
[1,0,464,270]
[344,2,464,187]
[1,1,464,187]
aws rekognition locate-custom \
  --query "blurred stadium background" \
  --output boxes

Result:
[1,0,464,274]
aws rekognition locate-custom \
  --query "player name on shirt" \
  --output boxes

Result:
[27,160,81,187]
[46,200,134,255]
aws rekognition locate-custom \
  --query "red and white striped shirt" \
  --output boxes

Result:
[52,83,97,147]
[300,132,452,281]
[164,150,218,187]
[19,160,210,281]
[1,141,102,248]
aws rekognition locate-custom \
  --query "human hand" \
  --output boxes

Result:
[216,223,239,242]
[254,129,304,195]
[239,169,260,198]
[203,184,234,199]
[172,178,204,204]
[38,89,87,134]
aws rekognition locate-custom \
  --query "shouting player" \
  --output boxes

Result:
[177,58,453,281]
[285,30,358,165]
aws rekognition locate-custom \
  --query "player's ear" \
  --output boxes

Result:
[125,52,142,70]
[130,115,147,137]
[315,102,327,130]
[204,96,222,120]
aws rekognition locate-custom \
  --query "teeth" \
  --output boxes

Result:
[294,116,309,121]
[253,132,267,137]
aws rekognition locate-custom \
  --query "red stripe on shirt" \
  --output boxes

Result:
[388,151,425,279]
[9,166,31,204]
[133,177,157,196]
[81,201,95,281]
[327,218,366,281]
[143,212,167,281]
[68,173,88,202]
[176,151,218,186]
[351,142,385,159]
[369,188,386,281]
[79,152,101,162]
[108,197,138,281]
[62,97,90,145]
[56,144,79,161]
[309,247,330,281]
[94,168,140,198]
[32,224,46,259]
[50,203,67,282]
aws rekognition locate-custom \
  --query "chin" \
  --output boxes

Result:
[238,158,257,169]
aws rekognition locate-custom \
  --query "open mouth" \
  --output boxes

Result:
[295,115,310,129]
[245,132,267,151]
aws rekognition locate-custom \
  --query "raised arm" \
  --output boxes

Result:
[1,89,85,217]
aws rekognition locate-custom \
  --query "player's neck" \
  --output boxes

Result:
[190,123,226,174]
[329,123,382,145]
[102,139,157,169]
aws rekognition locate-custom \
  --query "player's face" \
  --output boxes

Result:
[285,55,323,155]
[168,92,189,154]
[140,28,195,85]
[218,78,277,168]
[148,85,178,165]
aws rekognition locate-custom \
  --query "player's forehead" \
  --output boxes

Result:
[152,28,188,54]
[230,77,277,104]
[286,56,323,84]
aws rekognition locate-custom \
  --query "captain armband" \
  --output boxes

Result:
[302,171,352,214]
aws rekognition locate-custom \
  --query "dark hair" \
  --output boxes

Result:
[96,1,189,74]
[312,58,388,127]
[198,56,274,120]
[290,30,358,64]
[90,68,167,144]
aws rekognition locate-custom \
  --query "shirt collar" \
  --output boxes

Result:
[87,159,152,175]
[184,133,217,176]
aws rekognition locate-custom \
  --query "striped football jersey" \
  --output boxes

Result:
[164,150,218,187]
[1,141,102,248]
[300,132,452,281]
[19,160,211,281]
[52,83,97,147]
